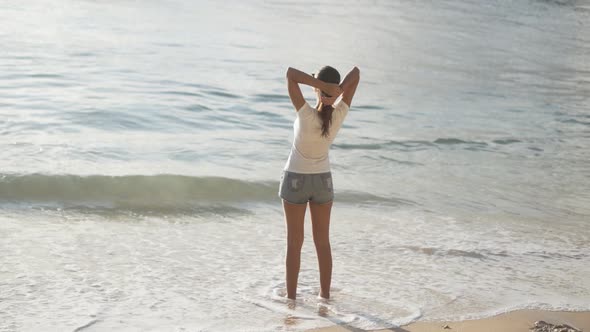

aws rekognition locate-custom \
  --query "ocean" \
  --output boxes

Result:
[1,0,589,331]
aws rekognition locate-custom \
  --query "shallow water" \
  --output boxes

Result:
[1,0,589,331]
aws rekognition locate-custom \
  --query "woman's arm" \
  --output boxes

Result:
[339,66,360,107]
[286,67,342,111]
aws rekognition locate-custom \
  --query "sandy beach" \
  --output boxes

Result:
[309,310,590,332]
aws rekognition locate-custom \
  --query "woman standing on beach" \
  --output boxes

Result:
[280,66,360,300]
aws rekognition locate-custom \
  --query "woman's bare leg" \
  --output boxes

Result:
[309,201,333,299]
[283,200,307,300]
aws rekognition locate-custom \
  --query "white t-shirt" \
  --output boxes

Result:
[283,100,349,173]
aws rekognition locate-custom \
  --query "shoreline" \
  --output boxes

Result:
[308,309,590,332]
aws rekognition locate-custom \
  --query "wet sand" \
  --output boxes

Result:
[308,310,590,332]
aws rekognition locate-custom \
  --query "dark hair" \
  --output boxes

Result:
[315,66,341,137]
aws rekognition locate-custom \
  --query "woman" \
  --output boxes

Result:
[279,65,360,300]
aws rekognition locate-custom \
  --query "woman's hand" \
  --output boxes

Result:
[322,83,343,98]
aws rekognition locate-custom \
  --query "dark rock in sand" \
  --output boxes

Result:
[531,320,582,332]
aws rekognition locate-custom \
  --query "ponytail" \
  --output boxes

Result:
[318,102,334,138]
[313,65,341,137]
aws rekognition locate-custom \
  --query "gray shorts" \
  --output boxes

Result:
[278,171,334,205]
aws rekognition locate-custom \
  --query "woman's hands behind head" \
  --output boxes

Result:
[322,83,343,99]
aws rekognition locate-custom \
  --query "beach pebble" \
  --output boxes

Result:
[442,324,451,329]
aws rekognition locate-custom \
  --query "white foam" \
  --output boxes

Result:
[2,201,589,331]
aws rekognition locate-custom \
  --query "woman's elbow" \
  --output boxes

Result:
[353,67,361,81]
[286,67,294,79]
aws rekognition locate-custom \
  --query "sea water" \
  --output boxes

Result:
[1,0,589,331]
